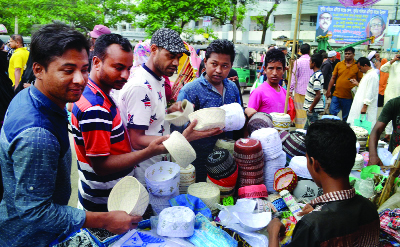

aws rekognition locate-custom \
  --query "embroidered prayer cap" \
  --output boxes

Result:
[282,131,307,157]
[250,127,282,160]
[151,28,190,56]
[292,180,319,200]
[90,25,111,39]
[247,112,274,136]
[206,149,236,180]
[157,206,195,237]
[145,161,181,196]
[327,50,336,58]
[220,103,246,132]
[288,156,312,179]
[238,184,268,199]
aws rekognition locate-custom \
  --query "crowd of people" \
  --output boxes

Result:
[0,21,399,246]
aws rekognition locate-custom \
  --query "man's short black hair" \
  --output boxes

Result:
[357,57,371,67]
[300,44,310,55]
[344,47,355,54]
[11,34,23,45]
[31,22,89,70]
[264,49,285,68]
[311,53,323,68]
[205,39,235,64]
[305,119,356,178]
[94,34,132,61]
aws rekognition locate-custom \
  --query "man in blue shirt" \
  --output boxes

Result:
[178,39,241,181]
[0,23,141,247]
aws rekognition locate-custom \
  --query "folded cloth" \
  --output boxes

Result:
[169,194,213,220]
[380,208,400,243]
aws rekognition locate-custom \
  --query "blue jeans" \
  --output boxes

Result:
[305,111,319,130]
[329,96,353,122]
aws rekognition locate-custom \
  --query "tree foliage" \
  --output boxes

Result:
[0,0,135,36]
[135,0,256,38]
[251,3,279,44]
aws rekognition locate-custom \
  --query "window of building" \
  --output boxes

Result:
[310,15,317,26]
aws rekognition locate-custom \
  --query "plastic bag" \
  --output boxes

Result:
[354,114,372,134]
[354,178,375,198]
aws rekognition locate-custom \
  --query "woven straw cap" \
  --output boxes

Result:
[351,126,369,138]
[188,182,220,211]
[145,161,180,196]
[165,99,194,126]
[214,139,236,155]
[163,131,196,168]
[188,107,226,131]
[108,176,149,216]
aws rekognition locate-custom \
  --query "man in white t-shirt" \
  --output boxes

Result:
[118,28,220,185]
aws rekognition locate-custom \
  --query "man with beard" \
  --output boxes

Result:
[71,34,168,212]
[316,12,332,37]
[117,28,220,186]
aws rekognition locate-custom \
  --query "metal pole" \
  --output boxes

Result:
[390,0,399,52]
[14,16,18,34]
[284,0,302,113]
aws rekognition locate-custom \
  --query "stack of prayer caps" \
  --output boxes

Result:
[351,126,369,152]
[220,103,246,132]
[270,112,291,132]
[353,154,365,170]
[247,112,274,136]
[179,164,196,194]
[282,131,307,166]
[214,138,236,155]
[288,156,312,180]
[145,161,181,215]
[188,182,220,215]
[157,206,195,238]
[233,138,264,187]
[251,128,286,192]
[205,149,238,198]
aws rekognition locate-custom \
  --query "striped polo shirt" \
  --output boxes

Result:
[71,79,132,212]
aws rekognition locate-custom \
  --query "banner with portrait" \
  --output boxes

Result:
[316,6,389,46]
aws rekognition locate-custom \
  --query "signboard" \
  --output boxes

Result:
[316,6,388,46]
[203,16,211,27]
[387,20,400,36]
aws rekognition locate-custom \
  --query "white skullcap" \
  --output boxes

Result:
[368,51,377,60]
[327,51,336,58]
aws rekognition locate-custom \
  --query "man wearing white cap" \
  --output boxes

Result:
[320,50,336,114]
[367,50,381,75]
